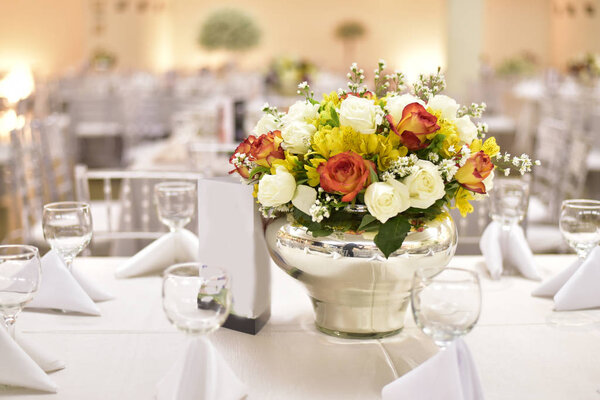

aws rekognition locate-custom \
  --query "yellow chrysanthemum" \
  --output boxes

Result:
[311,126,365,158]
[378,135,408,171]
[453,187,474,217]
[305,158,326,186]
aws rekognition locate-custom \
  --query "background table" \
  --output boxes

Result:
[2,255,600,399]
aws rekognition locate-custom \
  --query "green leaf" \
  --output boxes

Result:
[309,98,319,106]
[368,165,379,183]
[374,215,411,258]
[330,107,340,127]
[358,214,378,231]
[249,166,270,179]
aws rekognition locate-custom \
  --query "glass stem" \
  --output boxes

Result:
[64,256,74,272]
[3,315,16,340]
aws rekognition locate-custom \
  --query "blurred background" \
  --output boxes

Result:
[0,0,599,254]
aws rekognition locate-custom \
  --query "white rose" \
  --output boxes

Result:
[257,167,296,207]
[281,120,316,154]
[253,114,280,136]
[403,160,446,209]
[339,96,382,134]
[291,185,317,215]
[365,180,410,223]
[283,101,319,123]
[427,94,459,120]
[454,115,477,144]
[385,94,425,123]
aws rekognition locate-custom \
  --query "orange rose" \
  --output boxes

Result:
[317,151,376,202]
[229,135,257,178]
[455,151,494,194]
[387,103,439,151]
[250,130,285,168]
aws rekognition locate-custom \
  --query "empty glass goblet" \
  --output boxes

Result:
[42,201,93,271]
[489,178,530,230]
[559,199,600,259]
[411,267,481,348]
[0,245,41,339]
[154,182,196,232]
[162,263,231,336]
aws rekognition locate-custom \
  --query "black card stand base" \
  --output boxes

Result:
[223,307,271,335]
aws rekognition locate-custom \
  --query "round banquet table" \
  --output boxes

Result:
[2,255,599,399]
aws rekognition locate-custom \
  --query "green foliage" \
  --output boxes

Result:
[199,8,261,51]
[374,215,411,258]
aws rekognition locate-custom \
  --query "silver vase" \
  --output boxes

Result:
[265,213,457,339]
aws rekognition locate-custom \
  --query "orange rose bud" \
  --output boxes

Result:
[250,130,285,168]
[229,135,257,179]
[317,151,376,202]
[455,151,494,194]
[387,103,439,151]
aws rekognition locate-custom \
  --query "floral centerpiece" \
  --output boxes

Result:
[230,60,535,258]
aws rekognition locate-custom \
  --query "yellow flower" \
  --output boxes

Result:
[453,187,474,217]
[252,183,258,198]
[270,152,302,175]
[377,135,408,171]
[311,126,364,158]
[305,158,326,186]
[322,91,341,107]
[427,109,460,157]
[482,137,500,157]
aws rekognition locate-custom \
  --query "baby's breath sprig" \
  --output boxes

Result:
[493,153,540,176]
[373,59,390,97]
[346,62,365,93]
[261,102,285,123]
[457,102,487,118]
[476,122,488,139]
[296,81,315,103]
[413,67,446,102]
[385,70,406,94]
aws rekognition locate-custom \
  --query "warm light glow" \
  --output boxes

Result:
[0,64,35,104]
[394,49,446,83]
[0,109,25,141]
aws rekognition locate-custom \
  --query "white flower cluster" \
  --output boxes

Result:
[413,68,446,101]
[230,152,255,177]
[308,188,338,223]
[458,145,471,167]
[511,154,538,175]
[380,154,420,181]
[438,159,459,181]
[259,204,292,219]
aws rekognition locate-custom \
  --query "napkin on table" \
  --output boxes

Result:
[26,250,101,316]
[115,229,199,278]
[382,338,484,400]
[532,246,600,311]
[479,222,541,280]
[156,337,247,400]
[0,326,58,393]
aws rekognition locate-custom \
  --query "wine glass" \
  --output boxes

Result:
[559,199,600,259]
[162,262,231,336]
[411,267,481,348]
[0,245,41,339]
[42,201,93,271]
[489,178,530,231]
[154,182,196,232]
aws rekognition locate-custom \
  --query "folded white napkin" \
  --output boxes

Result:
[532,246,600,311]
[479,222,541,280]
[15,330,66,373]
[0,327,58,393]
[382,338,484,400]
[115,229,199,278]
[26,250,101,316]
[156,337,247,400]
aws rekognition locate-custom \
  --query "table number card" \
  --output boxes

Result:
[197,176,271,334]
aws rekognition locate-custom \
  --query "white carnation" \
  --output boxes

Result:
[427,94,459,120]
[257,167,296,207]
[403,160,446,209]
[283,101,319,124]
[253,114,280,135]
[364,180,410,223]
[281,120,316,154]
[454,115,478,144]
[339,95,381,134]
[385,94,425,123]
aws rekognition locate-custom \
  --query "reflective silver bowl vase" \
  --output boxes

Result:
[265,213,457,339]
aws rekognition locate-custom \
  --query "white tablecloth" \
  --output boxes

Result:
[3,255,600,399]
